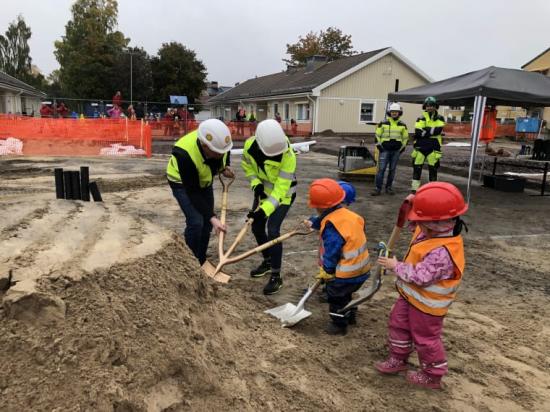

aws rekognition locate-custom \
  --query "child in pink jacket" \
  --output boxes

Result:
[375,182,468,389]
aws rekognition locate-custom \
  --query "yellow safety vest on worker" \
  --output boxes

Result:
[166,130,228,187]
[376,117,409,149]
[241,136,297,216]
[396,231,465,316]
[319,208,370,279]
[413,111,446,152]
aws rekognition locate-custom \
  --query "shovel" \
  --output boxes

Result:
[201,174,235,283]
[334,194,414,314]
[265,279,322,327]
[202,221,313,281]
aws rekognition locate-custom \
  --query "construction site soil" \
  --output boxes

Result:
[1,139,549,411]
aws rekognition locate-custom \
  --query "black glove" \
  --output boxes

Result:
[376,143,383,152]
[247,208,266,221]
[253,184,267,199]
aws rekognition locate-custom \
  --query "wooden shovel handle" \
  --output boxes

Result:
[223,218,253,259]
[217,174,235,258]
[224,222,313,266]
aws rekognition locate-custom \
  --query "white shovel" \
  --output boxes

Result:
[265,279,321,327]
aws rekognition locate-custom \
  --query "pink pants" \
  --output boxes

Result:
[388,296,448,377]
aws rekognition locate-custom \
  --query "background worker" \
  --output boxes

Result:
[410,96,445,193]
[372,103,409,196]
[308,178,371,335]
[166,119,234,265]
[375,182,468,389]
[241,119,297,295]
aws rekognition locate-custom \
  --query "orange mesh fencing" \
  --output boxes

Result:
[444,122,515,139]
[150,119,313,141]
[0,115,151,157]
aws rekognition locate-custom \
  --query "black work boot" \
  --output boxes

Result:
[250,259,271,278]
[325,322,347,336]
[263,273,283,295]
[371,188,382,196]
[385,187,395,195]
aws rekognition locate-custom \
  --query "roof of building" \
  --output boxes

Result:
[0,70,46,97]
[521,47,550,69]
[210,48,396,103]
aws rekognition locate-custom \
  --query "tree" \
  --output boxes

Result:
[54,0,128,98]
[110,46,153,102]
[150,42,207,103]
[284,27,356,66]
[0,15,32,79]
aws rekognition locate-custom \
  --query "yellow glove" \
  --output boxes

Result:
[316,268,335,283]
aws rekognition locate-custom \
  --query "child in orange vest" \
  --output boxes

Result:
[375,182,467,389]
[307,179,371,336]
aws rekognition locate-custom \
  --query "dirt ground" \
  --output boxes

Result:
[1,142,550,411]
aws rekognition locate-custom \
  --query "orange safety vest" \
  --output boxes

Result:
[396,231,465,316]
[319,208,370,279]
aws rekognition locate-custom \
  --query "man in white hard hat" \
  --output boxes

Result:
[167,119,235,265]
[241,119,297,295]
[372,102,409,196]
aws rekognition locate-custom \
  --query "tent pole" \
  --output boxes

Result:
[466,95,487,203]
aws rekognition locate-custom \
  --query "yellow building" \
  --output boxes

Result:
[208,47,431,135]
[522,47,550,122]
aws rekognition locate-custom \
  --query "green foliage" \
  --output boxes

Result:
[150,42,207,103]
[0,15,32,79]
[284,27,356,66]
[54,0,128,99]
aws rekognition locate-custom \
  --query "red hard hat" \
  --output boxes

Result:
[308,178,345,208]
[408,182,468,221]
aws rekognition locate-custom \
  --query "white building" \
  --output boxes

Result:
[0,70,46,116]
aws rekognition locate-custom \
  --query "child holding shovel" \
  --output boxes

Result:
[375,182,467,389]
[307,178,371,336]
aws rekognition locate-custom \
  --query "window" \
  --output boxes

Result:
[359,101,374,122]
[284,103,289,120]
[450,106,463,110]
[273,103,279,116]
[296,103,310,121]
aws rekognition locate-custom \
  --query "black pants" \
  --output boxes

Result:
[171,186,213,265]
[251,198,292,273]
[326,281,365,326]
[412,161,439,182]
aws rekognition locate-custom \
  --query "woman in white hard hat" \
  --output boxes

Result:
[167,119,235,265]
[241,119,297,295]
[372,102,409,196]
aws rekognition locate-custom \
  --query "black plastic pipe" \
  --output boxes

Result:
[63,171,73,199]
[54,168,64,199]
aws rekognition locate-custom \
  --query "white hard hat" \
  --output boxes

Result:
[197,119,233,154]
[388,103,402,112]
[255,119,288,156]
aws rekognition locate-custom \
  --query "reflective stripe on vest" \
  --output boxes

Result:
[396,233,465,316]
[319,208,370,279]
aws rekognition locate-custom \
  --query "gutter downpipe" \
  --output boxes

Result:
[307,94,316,135]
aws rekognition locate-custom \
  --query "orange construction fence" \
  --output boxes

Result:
[150,119,313,141]
[443,122,515,139]
[0,115,151,157]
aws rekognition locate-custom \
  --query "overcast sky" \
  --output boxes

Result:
[1,0,549,86]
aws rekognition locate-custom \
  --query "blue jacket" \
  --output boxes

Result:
[309,206,370,284]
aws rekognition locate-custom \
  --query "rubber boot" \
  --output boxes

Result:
[263,273,282,295]
[371,188,382,196]
[250,259,271,278]
[385,187,395,195]
[374,356,409,374]
[406,370,442,389]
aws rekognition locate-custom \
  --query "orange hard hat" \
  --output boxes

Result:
[308,178,346,208]
[408,182,468,221]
